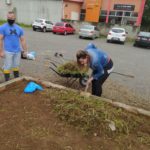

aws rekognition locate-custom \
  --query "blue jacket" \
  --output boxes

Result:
[85,43,110,80]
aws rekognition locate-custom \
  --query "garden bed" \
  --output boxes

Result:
[0,77,150,150]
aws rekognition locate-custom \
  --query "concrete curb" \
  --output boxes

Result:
[0,76,150,117]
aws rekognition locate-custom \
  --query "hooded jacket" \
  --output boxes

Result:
[85,43,110,80]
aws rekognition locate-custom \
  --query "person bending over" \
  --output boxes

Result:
[76,43,114,96]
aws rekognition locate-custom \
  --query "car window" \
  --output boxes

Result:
[65,24,69,27]
[35,20,43,23]
[45,21,53,25]
[68,24,73,28]
[81,25,94,30]
[139,32,150,37]
[55,23,64,26]
[111,29,124,33]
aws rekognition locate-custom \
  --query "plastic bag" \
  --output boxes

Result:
[21,51,36,60]
[24,81,43,93]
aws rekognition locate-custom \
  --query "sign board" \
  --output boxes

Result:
[114,4,135,11]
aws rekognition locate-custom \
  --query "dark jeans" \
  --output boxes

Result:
[92,59,113,97]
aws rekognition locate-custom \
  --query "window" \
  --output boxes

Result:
[65,24,68,27]
[139,32,150,37]
[99,16,106,22]
[80,9,86,21]
[68,24,72,28]
[131,12,138,17]
[35,20,43,23]
[116,11,123,17]
[101,10,107,16]
[55,23,64,26]
[45,21,53,25]
[124,12,131,17]
[112,28,124,33]
[110,11,115,16]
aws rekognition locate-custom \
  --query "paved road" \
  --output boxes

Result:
[0,28,150,104]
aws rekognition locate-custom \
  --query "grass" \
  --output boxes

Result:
[43,87,150,147]
[0,20,32,28]
[57,61,88,76]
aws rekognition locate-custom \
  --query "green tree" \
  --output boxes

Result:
[141,0,150,31]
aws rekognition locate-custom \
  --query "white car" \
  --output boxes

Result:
[79,25,99,40]
[107,28,127,44]
[32,18,53,32]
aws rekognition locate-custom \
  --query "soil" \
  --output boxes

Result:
[0,81,150,150]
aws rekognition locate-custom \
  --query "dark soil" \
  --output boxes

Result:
[0,81,150,150]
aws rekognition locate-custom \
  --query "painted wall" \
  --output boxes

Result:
[101,0,142,12]
[0,0,62,24]
[63,1,82,20]
[85,0,102,22]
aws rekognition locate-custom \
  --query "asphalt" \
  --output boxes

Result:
[0,28,150,108]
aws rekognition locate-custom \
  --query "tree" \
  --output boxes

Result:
[141,0,150,31]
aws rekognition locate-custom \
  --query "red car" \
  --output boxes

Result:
[52,22,75,35]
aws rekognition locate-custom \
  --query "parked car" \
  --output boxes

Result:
[32,19,53,32]
[133,32,150,48]
[107,28,127,44]
[52,22,75,35]
[79,25,99,39]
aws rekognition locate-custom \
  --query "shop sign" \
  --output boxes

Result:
[114,4,135,11]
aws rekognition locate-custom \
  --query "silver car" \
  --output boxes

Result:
[79,25,99,40]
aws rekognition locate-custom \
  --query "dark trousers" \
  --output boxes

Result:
[92,59,113,97]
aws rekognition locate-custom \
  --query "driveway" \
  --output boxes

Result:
[0,28,150,110]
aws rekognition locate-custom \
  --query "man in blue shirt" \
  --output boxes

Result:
[0,11,27,81]
[76,43,114,96]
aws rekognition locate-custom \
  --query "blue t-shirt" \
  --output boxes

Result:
[0,23,24,52]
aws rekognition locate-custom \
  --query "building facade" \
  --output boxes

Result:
[63,0,146,26]
[63,0,83,20]
[100,0,146,26]
[0,0,62,24]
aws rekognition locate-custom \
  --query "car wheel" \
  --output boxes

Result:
[107,40,110,43]
[53,32,56,34]
[79,76,89,87]
[43,27,46,33]
[64,31,67,35]
[79,36,82,39]
[33,28,36,31]
[133,43,137,47]
[121,41,125,45]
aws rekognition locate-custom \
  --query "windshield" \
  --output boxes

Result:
[55,23,64,26]
[81,25,94,30]
[139,32,150,37]
[112,29,124,33]
[35,20,43,23]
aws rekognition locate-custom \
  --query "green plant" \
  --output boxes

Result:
[57,61,88,75]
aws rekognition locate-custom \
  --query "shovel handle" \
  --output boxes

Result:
[111,71,134,78]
